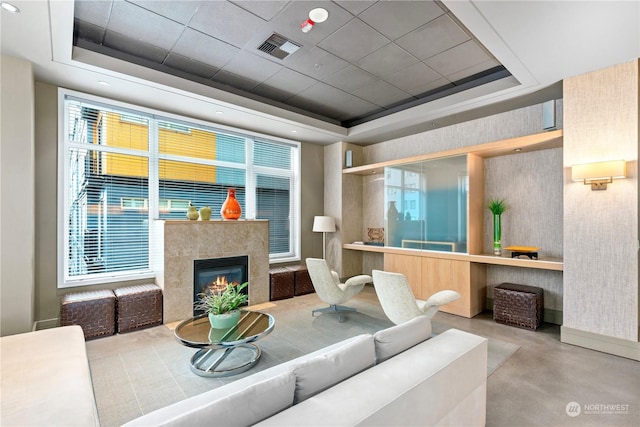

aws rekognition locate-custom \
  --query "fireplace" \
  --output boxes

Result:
[193,256,249,316]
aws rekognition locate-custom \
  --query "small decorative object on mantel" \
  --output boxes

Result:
[504,246,541,260]
[487,198,507,255]
[194,282,249,329]
[199,205,212,221]
[186,203,199,220]
[221,188,242,220]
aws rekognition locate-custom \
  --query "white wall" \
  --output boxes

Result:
[1,55,35,335]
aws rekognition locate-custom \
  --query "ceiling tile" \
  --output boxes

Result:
[396,14,470,60]
[172,28,239,69]
[74,19,106,44]
[188,1,268,48]
[447,59,500,82]
[318,19,389,62]
[230,0,290,21]
[406,77,451,97]
[128,0,202,24]
[74,0,112,27]
[333,1,377,16]
[265,1,354,47]
[358,0,445,40]
[220,51,282,83]
[425,40,492,76]
[251,84,296,102]
[258,68,316,93]
[284,47,350,80]
[356,43,419,77]
[288,82,378,121]
[323,65,378,93]
[103,31,169,64]
[385,62,442,92]
[107,1,185,50]
[164,53,219,80]
[213,70,260,92]
[352,80,413,107]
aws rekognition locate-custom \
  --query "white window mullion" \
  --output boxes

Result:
[245,137,256,220]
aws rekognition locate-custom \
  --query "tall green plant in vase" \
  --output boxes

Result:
[487,199,507,256]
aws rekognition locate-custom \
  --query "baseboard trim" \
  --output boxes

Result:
[561,326,640,361]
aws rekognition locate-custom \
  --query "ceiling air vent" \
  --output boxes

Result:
[257,33,301,60]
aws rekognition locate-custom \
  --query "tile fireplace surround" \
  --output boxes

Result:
[157,220,270,323]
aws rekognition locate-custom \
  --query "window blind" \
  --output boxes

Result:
[61,91,301,288]
[64,101,151,283]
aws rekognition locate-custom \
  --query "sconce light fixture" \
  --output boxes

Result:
[571,160,626,190]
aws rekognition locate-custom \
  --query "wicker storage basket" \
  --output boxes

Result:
[269,267,295,301]
[288,265,315,296]
[493,283,543,330]
[114,284,163,333]
[61,289,116,339]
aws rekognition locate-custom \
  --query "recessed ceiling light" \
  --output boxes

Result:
[291,130,297,133]
[309,8,329,23]
[514,148,522,152]
[1,2,20,13]
[215,111,224,114]
[97,81,110,86]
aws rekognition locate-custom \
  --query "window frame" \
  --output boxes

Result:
[58,88,301,289]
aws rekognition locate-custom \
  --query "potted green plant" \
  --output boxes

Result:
[194,282,249,329]
[487,198,507,255]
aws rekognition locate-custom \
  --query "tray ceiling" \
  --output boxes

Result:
[73,0,510,127]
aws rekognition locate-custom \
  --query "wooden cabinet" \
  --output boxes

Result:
[385,253,486,318]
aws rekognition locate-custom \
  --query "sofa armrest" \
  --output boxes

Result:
[0,326,100,427]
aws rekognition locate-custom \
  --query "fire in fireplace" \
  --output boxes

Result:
[193,256,249,316]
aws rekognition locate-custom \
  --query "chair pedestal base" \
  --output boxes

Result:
[312,304,357,323]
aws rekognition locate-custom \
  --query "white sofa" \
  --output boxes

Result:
[0,325,100,427]
[124,315,488,427]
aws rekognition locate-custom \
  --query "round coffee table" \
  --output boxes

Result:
[174,310,275,377]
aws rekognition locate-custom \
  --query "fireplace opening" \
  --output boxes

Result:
[193,256,249,317]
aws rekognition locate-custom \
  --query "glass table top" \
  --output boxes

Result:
[174,310,274,348]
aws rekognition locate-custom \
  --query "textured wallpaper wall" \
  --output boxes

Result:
[563,60,639,341]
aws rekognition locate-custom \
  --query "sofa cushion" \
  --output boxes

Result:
[373,315,431,363]
[124,370,296,427]
[292,334,375,404]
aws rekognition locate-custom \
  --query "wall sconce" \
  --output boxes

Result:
[571,160,626,190]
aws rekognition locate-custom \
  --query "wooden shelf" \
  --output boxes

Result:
[343,129,563,176]
[343,243,563,271]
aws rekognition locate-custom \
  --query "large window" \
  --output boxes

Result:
[59,90,300,288]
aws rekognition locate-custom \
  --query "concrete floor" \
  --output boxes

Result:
[87,285,639,426]
[434,310,640,426]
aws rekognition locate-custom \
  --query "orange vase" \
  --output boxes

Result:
[220,188,242,220]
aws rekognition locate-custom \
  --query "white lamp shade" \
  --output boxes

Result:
[571,160,626,182]
[313,216,336,233]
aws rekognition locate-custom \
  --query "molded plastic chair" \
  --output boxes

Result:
[306,258,372,322]
[372,269,461,325]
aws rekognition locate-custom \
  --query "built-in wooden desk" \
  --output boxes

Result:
[344,243,563,318]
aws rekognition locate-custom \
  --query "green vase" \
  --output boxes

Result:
[208,310,240,330]
[493,214,502,255]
